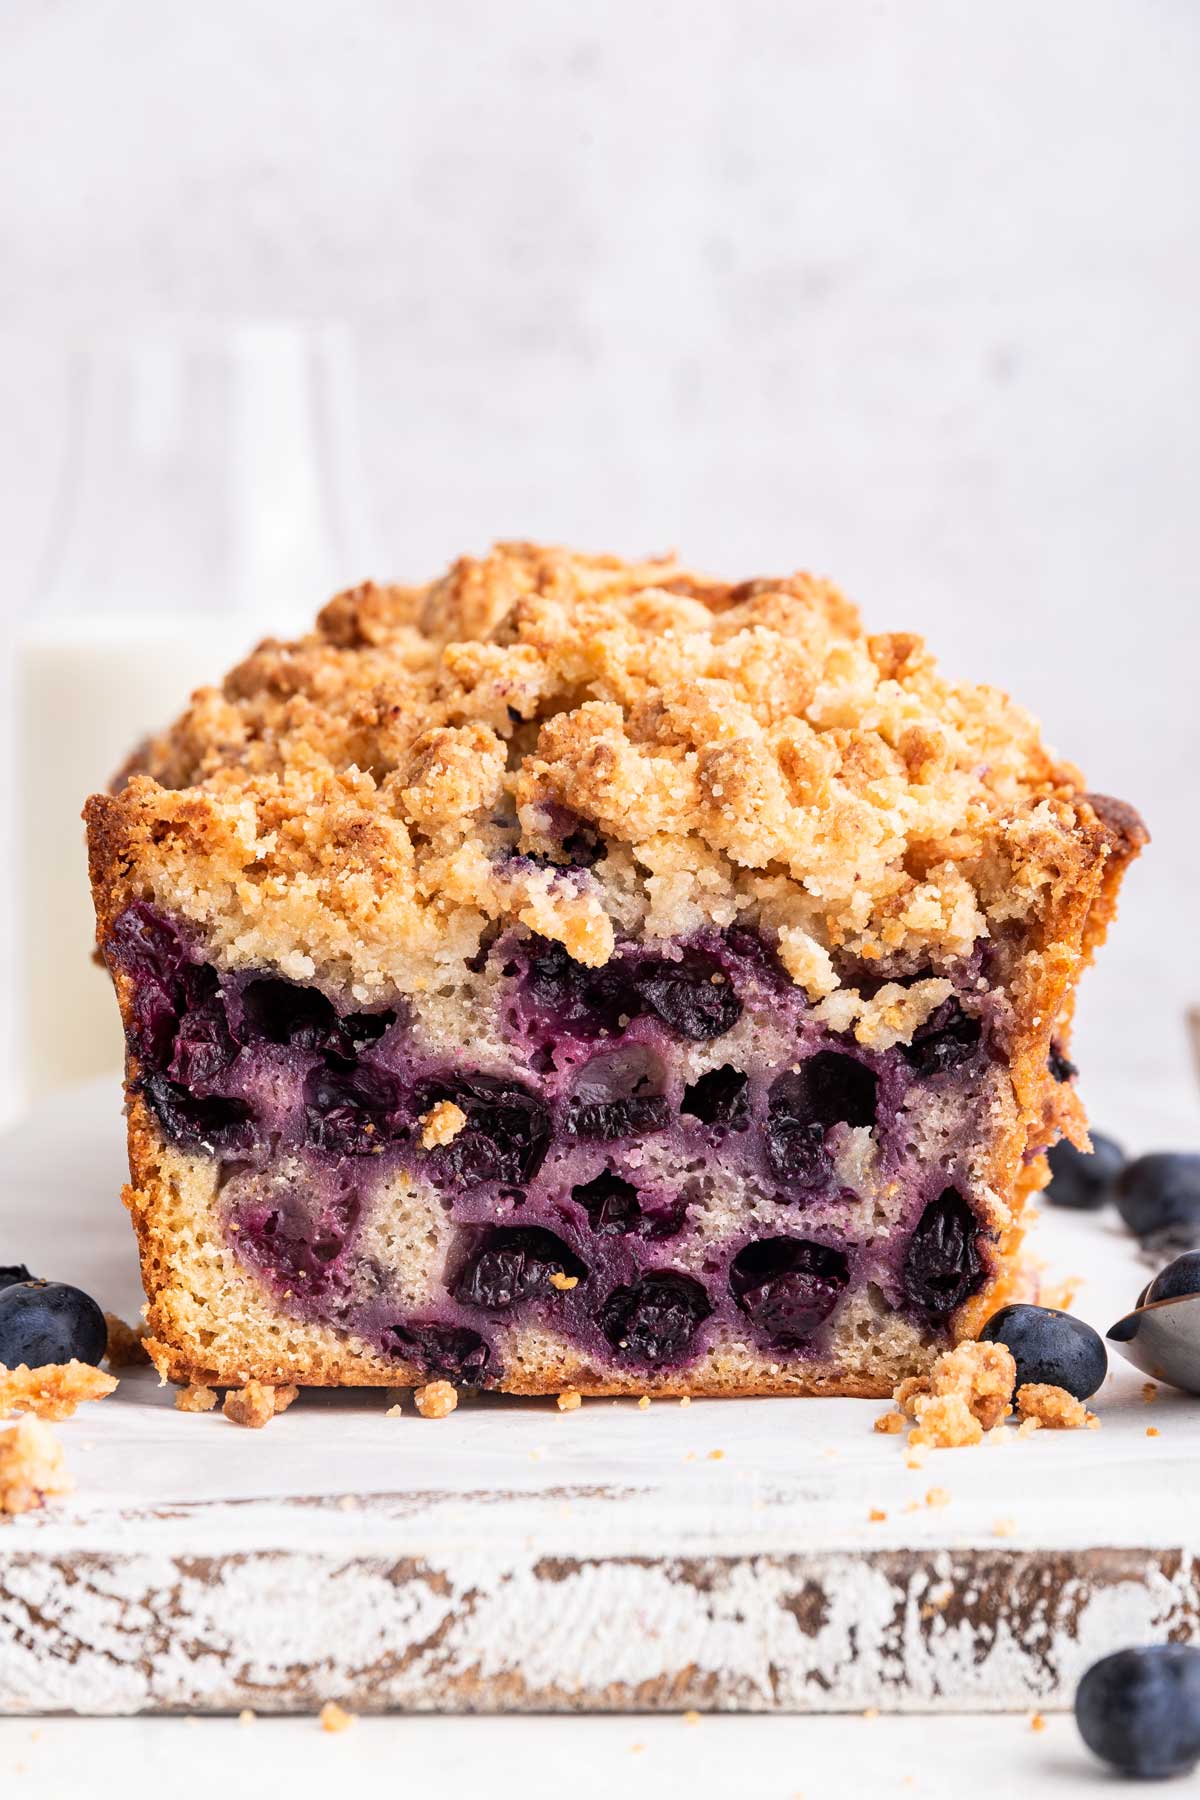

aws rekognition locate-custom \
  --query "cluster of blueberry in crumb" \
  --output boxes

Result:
[107,904,1006,1378]
[0,1267,107,1369]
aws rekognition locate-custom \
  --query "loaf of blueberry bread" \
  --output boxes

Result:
[85,544,1145,1397]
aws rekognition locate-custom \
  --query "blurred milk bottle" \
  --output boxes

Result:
[18,323,375,1102]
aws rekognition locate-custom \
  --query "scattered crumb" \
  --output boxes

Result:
[637,1394,651,1410]
[905,1451,926,1470]
[103,1313,151,1367]
[993,1518,1017,1538]
[925,1486,950,1509]
[1015,1384,1095,1431]
[862,1706,879,1720]
[0,1417,73,1514]
[414,1380,458,1419]
[868,1507,888,1523]
[708,1448,725,1461]
[319,1701,356,1734]
[874,1411,904,1435]
[898,1341,1016,1448]
[548,1272,578,1291]
[679,1396,691,1408]
[557,1389,582,1412]
[1040,1277,1081,1312]
[223,1380,297,1429]
[385,1404,403,1418]
[1029,1712,1046,1734]
[683,1710,701,1725]
[238,1709,255,1726]
[176,1383,217,1413]
[1143,1382,1159,1403]
[630,1743,645,1754]
[0,1361,118,1422]
[1147,1426,1160,1438]
[418,1100,466,1149]
[337,1495,360,1511]
[1017,1415,1041,1438]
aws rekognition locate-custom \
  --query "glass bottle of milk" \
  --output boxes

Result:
[16,323,376,1106]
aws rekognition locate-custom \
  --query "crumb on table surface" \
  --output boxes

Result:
[414,1380,458,1419]
[222,1380,299,1428]
[0,1360,118,1422]
[0,1416,73,1514]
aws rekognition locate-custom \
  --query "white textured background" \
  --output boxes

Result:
[0,0,1197,1131]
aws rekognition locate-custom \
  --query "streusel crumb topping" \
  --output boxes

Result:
[0,1361,119,1422]
[0,1416,73,1513]
[86,542,1121,1006]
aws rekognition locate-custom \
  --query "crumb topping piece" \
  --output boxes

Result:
[0,1416,73,1514]
[414,1380,458,1419]
[894,1340,1017,1448]
[318,1702,356,1734]
[1015,1383,1097,1431]
[0,1360,118,1422]
[176,1383,217,1413]
[418,1100,467,1149]
[222,1380,299,1428]
[87,542,1118,1004]
[104,1312,151,1367]
[556,1389,582,1412]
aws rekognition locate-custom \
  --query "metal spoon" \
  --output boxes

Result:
[1107,1292,1200,1394]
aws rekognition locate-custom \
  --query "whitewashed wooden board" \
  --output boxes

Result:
[0,1077,1198,1717]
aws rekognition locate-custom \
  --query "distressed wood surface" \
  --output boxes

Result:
[1,1079,1197,1717]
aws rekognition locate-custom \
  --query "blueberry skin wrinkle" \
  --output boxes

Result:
[1075,1645,1200,1780]
[0,1282,108,1369]
[979,1303,1107,1400]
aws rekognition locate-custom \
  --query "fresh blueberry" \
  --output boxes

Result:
[0,1265,34,1289]
[681,1065,750,1131]
[570,1171,686,1239]
[567,1094,671,1141]
[386,1322,491,1383]
[979,1302,1107,1400]
[729,1238,848,1346]
[1076,1645,1200,1780]
[1045,1133,1125,1210]
[1048,1042,1078,1083]
[630,954,743,1042]
[598,1272,712,1364]
[0,1281,107,1368]
[453,1228,586,1311]
[1145,1250,1200,1304]
[901,1190,984,1320]
[1115,1154,1200,1250]
[303,1063,401,1156]
[903,998,983,1079]
[414,1073,551,1187]
[143,1075,256,1155]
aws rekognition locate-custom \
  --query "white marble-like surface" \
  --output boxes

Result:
[0,1712,1135,1800]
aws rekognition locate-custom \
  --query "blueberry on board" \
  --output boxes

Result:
[0,1282,107,1369]
[0,1265,33,1290]
[1115,1154,1200,1249]
[1145,1250,1200,1305]
[1076,1645,1200,1780]
[979,1302,1107,1400]
[1045,1133,1126,1210]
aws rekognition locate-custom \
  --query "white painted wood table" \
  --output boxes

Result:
[0,1077,1197,1719]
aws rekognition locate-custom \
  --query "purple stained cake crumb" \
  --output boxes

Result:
[105,902,998,1383]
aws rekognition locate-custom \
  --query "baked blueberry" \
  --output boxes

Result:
[570,1171,686,1240]
[0,1281,107,1368]
[453,1227,585,1310]
[414,1073,551,1187]
[386,1321,491,1382]
[567,1094,671,1142]
[1076,1645,1200,1780]
[902,1190,984,1320]
[1145,1250,1200,1305]
[1115,1154,1200,1249]
[630,954,742,1041]
[729,1238,848,1346]
[303,1063,402,1156]
[1045,1133,1125,1210]
[903,998,982,1078]
[143,1076,256,1155]
[979,1302,1106,1400]
[681,1065,749,1131]
[599,1272,712,1363]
